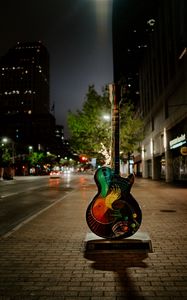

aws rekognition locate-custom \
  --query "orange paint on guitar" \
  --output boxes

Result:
[92,197,115,224]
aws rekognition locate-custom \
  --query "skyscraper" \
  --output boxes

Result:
[138,0,187,182]
[0,41,55,150]
[112,0,157,105]
[112,0,187,183]
[0,41,49,116]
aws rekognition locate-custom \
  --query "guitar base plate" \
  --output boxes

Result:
[84,231,153,253]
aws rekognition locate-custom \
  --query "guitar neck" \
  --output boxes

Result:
[110,83,120,175]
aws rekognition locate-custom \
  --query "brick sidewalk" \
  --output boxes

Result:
[0,176,187,299]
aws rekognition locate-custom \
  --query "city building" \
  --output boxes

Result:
[0,41,56,153]
[113,0,187,183]
[112,0,157,106]
[138,0,187,183]
[0,41,76,177]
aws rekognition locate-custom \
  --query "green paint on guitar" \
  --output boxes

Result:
[95,167,113,197]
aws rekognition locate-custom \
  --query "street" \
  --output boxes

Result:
[0,174,187,299]
[0,174,78,237]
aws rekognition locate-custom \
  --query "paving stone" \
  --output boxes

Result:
[0,177,187,299]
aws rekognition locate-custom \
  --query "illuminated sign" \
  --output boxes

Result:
[169,134,186,149]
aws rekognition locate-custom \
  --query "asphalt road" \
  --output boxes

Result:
[0,174,79,237]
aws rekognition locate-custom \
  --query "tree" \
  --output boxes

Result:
[27,152,45,167]
[0,144,13,179]
[120,101,144,154]
[26,151,58,174]
[0,147,11,167]
[67,85,111,157]
[67,85,144,164]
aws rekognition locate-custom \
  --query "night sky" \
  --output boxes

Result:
[0,0,113,136]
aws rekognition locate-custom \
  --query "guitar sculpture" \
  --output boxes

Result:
[86,83,142,239]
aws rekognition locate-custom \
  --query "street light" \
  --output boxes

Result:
[2,137,8,144]
[102,114,110,121]
[28,146,33,153]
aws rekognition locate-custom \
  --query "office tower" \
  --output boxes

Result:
[112,0,156,105]
[0,41,55,150]
[112,0,187,182]
[0,41,49,116]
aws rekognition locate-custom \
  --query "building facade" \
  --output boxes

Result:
[112,0,157,106]
[0,41,50,115]
[112,0,187,183]
[0,41,56,152]
[138,0,187,182]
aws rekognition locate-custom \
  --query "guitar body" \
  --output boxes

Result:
[86,83,142,239]
[86,166,142,239]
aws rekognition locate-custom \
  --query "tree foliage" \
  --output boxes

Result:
[67,85,111,156]
[67,85,144,161]
[0,145,12,167]
[27,152,45,167]
[120,101,144,154]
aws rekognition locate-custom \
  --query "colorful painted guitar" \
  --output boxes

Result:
[86,83,142,239]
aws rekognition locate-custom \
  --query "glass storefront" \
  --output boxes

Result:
[173,154,187,181]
